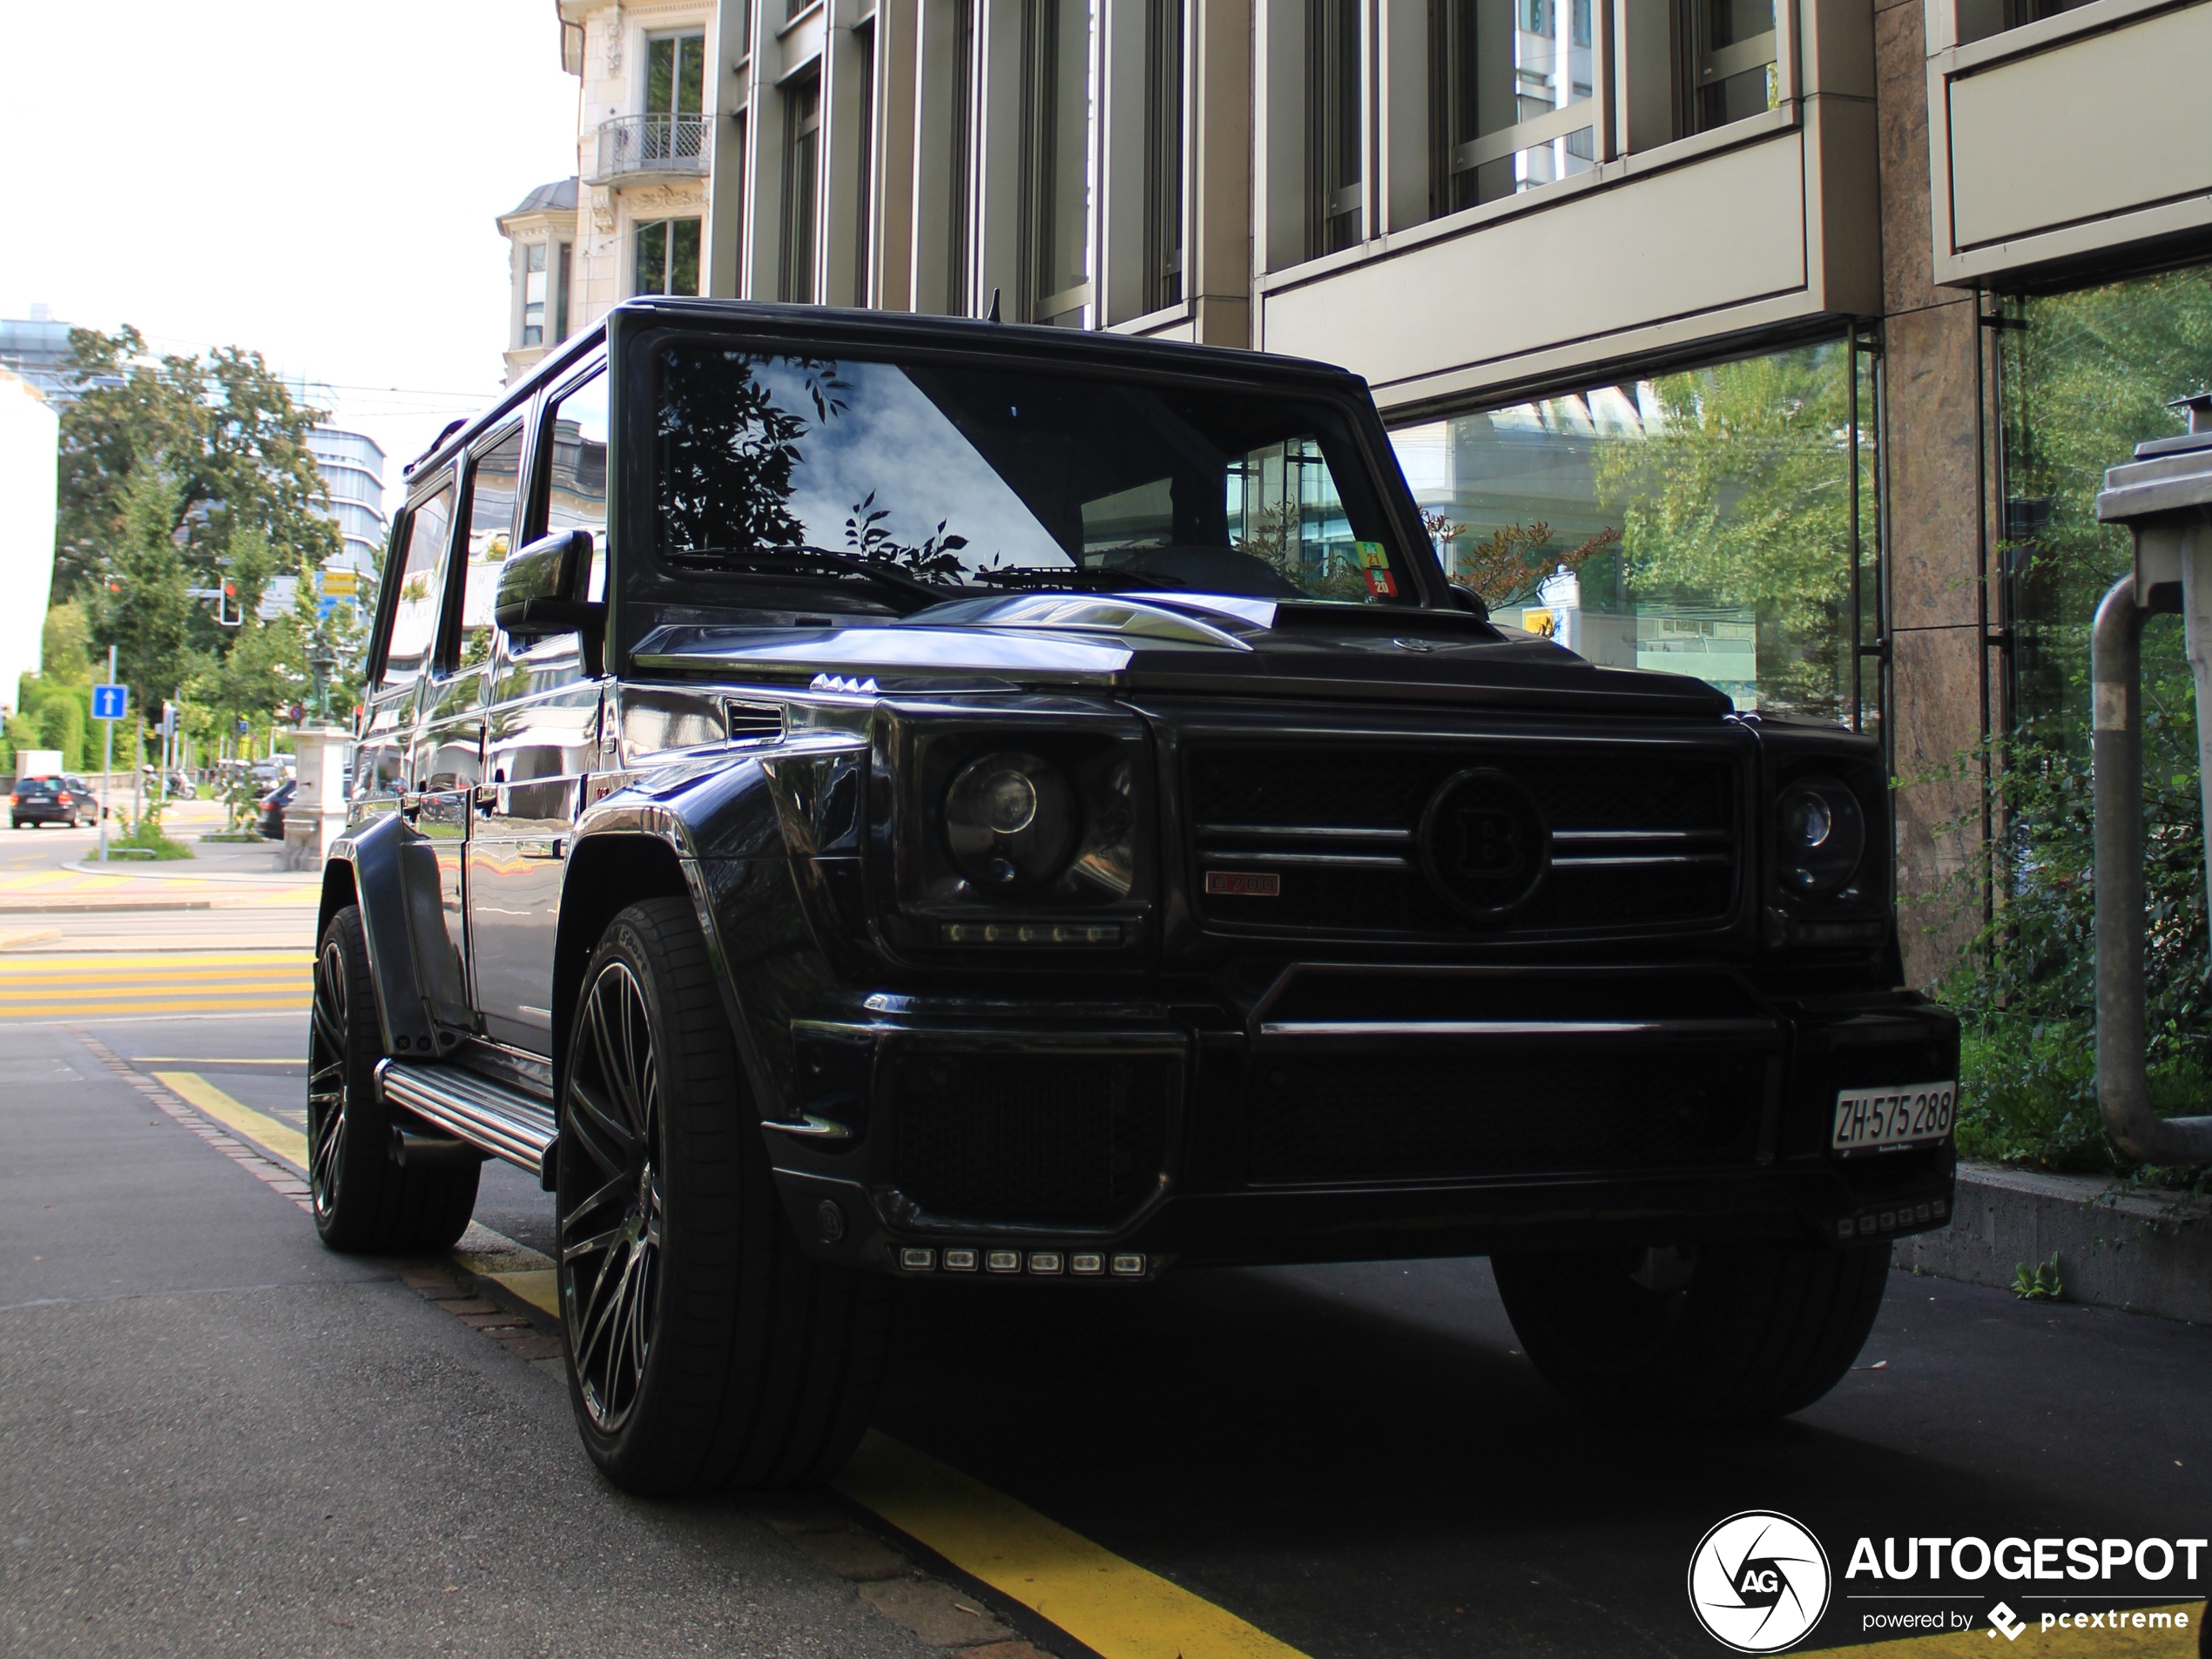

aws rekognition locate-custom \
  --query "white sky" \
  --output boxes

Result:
[0,0,583,499]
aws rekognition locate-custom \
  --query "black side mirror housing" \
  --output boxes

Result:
[1447,583,1490,621]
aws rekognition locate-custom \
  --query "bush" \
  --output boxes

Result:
[111,805,192,861]
[1940,721,2209,1186]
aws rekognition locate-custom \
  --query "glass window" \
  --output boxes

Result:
[453,428,524,672]
[1434,0,1597,212]
[948,0,976,313]
[783,78,822,303]
[1392,338,1875,722]
[1682,0,1777,134]
[380,483,454,689]
[635,218,703,296]
[555,242,572,341]
[523,242,548,347]
[1145,0,1184,309]
[1997,266,2212,749]
[542,371,610,601]
[650,342,1413,603]
[1025,0,1096,324]
[1309,0,1361,254]
[854,23,877,307]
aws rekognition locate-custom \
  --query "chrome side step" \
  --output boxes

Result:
[377,1058,557,1179]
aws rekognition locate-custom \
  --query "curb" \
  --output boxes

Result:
[1900,1161,2212,1323]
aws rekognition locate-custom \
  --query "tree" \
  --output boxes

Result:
[84,467,194,725]
[52,327,339,620]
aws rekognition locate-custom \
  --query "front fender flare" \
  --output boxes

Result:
[326,810,468,1056]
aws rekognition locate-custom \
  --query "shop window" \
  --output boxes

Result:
[1390,337,1878,725]
[1995,265,2212,748]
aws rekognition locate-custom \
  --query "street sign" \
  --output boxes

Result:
[91,684,127,721]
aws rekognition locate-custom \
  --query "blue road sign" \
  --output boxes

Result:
[91,684,127,721]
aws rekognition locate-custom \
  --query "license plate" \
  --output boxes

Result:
[1831,1081,1957,1155]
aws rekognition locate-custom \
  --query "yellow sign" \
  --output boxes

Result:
[320,569,359,597]
[1521,608,1554,638]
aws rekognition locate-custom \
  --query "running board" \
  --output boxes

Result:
[377,1058,557,1181]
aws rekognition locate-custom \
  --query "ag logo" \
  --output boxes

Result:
[1688,1511,1831,1653]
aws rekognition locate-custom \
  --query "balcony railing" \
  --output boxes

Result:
[591,113,708,184]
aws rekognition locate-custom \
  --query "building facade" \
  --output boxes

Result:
[308,426,388,577]
[0,368,59,712]
[497,0,2212,985]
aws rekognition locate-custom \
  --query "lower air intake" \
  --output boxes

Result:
[893,1053,1176,1224]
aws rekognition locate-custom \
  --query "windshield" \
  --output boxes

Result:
[650,341,1415,605]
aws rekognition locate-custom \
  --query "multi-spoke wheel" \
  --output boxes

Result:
[556,897,891,1495]
[561,960,664,1433]
[306,904,480,1254]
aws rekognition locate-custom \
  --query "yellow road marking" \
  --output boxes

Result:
[1807,1607,2197,1655]
[0,999,309,1019]
[836,1432,1310,1659]
[153,1071,310,1170]
[132,1056,307,1065]
[486,1270,559,1316]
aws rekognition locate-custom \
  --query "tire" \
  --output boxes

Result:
[307,905,481,1253]
[1490,1239,1891,1423]
[556,897,891,1496]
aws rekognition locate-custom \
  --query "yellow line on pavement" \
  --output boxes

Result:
[1806,1607,2197,1655]
[0,998,309,1019]
[836,1432,1310,1659]
[132,1056,307,1065]
[152,1072,310,1170]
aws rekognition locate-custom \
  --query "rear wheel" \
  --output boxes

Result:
[307,905,480,1253]
[556,897,890,1495]
[1490,1239,1891,1423]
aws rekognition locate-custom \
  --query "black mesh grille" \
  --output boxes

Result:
[1246,1051,1765,1184]
[893,1054,1176,1223]
[1189,743,1738,937]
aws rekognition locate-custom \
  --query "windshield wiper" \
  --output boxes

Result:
[973,564,1188,592]
[667,544,963,614]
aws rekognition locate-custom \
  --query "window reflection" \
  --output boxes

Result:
[1392,340,1872,722]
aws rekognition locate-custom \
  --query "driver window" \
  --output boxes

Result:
[450,427,524,672]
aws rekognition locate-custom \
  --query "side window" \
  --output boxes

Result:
[380,483,455,689]
[450,427,525,671]
[542,370,609,601]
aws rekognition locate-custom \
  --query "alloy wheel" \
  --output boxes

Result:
[559,960,664,1433]
[307,935,350,1221]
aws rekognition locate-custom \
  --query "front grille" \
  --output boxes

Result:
[1246,1050,1765,1184]
[1188,743,1738,937]
[892,1053,1176,1224]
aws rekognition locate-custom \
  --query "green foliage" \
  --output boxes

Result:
[52,327,338,612]
[17,680,92,772]
[40,603,91,685]
[85,467,193,723]
[2012,1252,2063,1301]
[111,804,193,860]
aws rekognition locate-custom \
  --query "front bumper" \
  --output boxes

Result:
[759,967,1960,1281]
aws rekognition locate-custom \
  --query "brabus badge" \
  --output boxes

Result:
[1205,871,1280,897]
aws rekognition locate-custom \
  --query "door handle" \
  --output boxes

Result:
[474,784,500,813]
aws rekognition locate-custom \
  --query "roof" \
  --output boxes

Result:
[498,177,579,228]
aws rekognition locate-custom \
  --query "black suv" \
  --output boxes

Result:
[10,775,93,828]
[308,300,1957,1495]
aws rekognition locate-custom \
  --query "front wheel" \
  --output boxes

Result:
[307,905,480,1252]
[1490,1239,1891,1423]
[556,897,890,1495]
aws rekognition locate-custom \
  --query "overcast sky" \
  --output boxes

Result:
[1,1,582,493]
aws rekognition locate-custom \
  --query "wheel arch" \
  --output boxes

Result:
[320,813,442,1058]
[551,831,693,1092]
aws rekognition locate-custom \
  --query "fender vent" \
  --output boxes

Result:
[723,699,786,743]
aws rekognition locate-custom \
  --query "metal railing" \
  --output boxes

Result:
[592,113,708,182]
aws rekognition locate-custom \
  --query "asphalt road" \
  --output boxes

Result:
[3,1001,2205,1656]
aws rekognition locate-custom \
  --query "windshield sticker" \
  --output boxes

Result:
[1355,542,1396,597]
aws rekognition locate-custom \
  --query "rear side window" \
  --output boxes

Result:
[451,427,525,671]
[381,483,455,689]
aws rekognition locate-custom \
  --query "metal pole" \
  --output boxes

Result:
[98,646,114,862]
[2092,573,2212,1163]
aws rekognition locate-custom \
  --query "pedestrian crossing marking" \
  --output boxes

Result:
[0,951,312,1019]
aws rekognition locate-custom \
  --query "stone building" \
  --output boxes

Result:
[497,0,2210,985]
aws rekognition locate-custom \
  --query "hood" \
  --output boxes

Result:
[629,591,1734,717]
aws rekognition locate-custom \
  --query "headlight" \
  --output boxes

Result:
[1776,776,1865,898]
[944,751,1076,891]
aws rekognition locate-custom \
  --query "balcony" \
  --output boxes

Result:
[588,113,708,187]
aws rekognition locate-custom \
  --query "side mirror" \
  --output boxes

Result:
[495,529,604,639]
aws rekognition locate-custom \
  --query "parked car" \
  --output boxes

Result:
[10,774,93,829]
[307,300,1958,1497]
[256,779,295,840]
